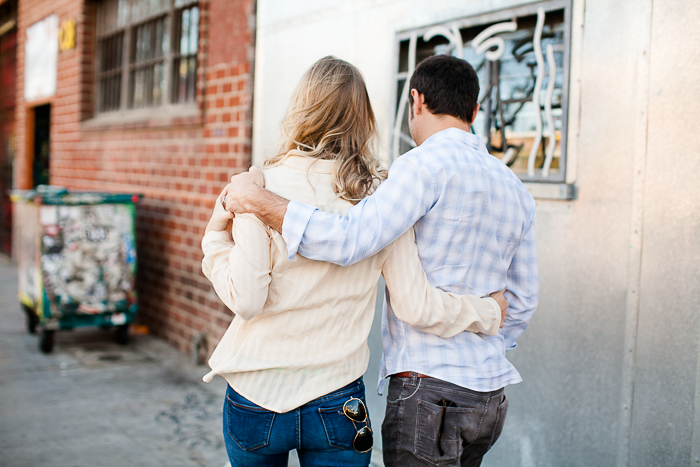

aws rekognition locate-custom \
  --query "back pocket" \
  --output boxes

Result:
[225,394,275,451]
[414,399,474,466]
[319,405,367,451]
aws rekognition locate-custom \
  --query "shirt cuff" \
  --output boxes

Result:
[281,200,317,261]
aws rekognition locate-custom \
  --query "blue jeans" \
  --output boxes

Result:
[223,378,372,467]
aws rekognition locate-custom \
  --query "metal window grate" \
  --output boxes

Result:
[96,0,199,114]
[393,0,572,183]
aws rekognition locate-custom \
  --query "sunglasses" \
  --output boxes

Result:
[437,399,456,456]
[342,398,373,453]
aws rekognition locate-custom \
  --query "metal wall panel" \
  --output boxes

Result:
[254,0,700,464]
[487,0,650,463]
[628,0,700,465]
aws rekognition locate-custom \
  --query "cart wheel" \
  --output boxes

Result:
[39,330,55,353]
[22,304,38,334]
[115,324,129,345]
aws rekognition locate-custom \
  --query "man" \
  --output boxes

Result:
[223,54,538,467]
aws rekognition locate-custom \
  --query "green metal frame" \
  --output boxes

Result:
[12,187,142,332]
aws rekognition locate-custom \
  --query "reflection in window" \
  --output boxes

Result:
[173,5,199,104]
[130,16,168,108]
[96,0,200,113]
[393,1,571,182]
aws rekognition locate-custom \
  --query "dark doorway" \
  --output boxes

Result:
[32,104,50,187]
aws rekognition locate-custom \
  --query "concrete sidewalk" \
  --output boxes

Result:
[0,257,231,467]
[0,257,384,467]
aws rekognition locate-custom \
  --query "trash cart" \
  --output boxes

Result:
[11,186,142,353]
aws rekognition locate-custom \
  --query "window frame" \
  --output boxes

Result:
[95,0,200,116]
[392,0,574,189]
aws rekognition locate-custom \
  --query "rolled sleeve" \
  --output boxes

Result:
[201,214,272,320]
[281,200,318,261]
[201,230,233,278]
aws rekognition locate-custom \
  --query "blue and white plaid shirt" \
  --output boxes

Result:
[282,128,539,393]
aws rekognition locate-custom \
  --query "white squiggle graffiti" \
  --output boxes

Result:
[471,21,517,61]
[392,32,417,161]
[501,146,517,165]
[542,43,557,177]
[527,7,546,177]
[468,20,518,165]
[392,24,465,160]
[424,24,464,59]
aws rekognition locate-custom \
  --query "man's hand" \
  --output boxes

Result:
[205,188,234,234]
[222,166,265,214]
[489,289,509,328]
[219,166,289,233]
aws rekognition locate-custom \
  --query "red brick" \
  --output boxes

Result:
[13,0,255,355]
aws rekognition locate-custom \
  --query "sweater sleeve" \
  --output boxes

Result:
[381,228,501,338]
[201,213,272,320]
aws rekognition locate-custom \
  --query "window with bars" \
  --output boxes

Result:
[393,0,572,184]
[96,0,199,114]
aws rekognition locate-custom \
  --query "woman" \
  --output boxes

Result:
[201,56,505,467]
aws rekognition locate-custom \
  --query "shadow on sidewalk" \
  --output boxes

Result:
[0,257,229,467]
[0,256,384,467]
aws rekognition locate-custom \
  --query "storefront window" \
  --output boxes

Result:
[393,0,572,183]
[96,0,199,113]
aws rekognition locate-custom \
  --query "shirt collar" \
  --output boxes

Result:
[422,127,487,152]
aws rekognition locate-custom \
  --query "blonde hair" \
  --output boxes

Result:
[264,56,386,203]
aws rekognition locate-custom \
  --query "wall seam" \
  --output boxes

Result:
[564,0,585,186]
[616,0,654,465]
[692,166,700,461]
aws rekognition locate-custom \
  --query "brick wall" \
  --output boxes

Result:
[0,11,16,256]
[14,0,256,354]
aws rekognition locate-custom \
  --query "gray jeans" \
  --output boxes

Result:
[381,374,508,467]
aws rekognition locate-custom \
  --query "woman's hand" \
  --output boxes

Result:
[205,189,234,234]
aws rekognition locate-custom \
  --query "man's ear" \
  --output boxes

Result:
[410,89,424,116]
[470,103,480,125]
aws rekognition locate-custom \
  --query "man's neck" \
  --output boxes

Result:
[418,116,471,146]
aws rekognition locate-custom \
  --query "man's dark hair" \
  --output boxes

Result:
[408,54,480,123]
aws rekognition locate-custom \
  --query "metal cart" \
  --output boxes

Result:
[11,186,142,353]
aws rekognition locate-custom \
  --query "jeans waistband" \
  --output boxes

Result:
[305,377,364,406]
[392,373,503,400]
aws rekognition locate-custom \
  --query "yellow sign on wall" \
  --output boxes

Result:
[58,19,76,52]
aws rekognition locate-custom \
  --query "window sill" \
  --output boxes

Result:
[81,104,201,131]
[523,183,577,200]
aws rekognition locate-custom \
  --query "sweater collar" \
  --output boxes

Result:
[277,155,335,174]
